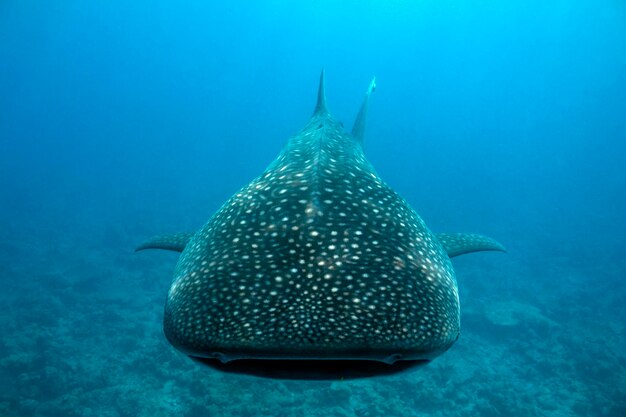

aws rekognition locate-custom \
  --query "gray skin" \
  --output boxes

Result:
[137,72,505,364]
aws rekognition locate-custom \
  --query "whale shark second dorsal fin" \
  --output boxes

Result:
[314,69,328,115]
[351,76,377,143]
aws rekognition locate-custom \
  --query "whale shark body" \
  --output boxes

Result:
[137,72,504,372]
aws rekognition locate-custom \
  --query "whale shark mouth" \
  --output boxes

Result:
[167,333,458,367]
[190,357,430,380]
[173,337,457,379]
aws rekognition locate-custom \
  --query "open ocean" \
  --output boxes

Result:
[1,1,625,416]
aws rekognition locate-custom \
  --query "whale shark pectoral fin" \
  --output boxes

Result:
[436,233,506,258]
[135,232,194,253]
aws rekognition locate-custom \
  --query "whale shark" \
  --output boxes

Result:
[137,72,504,375]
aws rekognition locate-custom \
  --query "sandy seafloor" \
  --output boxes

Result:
[1,204,624,417]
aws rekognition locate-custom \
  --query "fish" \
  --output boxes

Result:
[137,71,505,374]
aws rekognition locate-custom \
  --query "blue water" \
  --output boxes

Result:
[1,1,625,415]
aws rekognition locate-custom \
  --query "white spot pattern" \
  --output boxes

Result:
[164,112,460,362]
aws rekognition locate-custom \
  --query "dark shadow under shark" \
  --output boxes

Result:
[136,72,505,379]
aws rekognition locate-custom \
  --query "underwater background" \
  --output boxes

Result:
[1,0,625,416]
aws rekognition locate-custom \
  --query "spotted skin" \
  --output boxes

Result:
[138,73,504,364]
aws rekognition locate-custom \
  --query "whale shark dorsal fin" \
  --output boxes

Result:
[135,232,194,253]
[351,76,377,143]
[313,69,328,115]
[436,233,506,258]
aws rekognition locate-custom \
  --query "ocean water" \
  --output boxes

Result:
[1,0,625,416]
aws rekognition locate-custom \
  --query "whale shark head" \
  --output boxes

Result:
[162,71,461,365]
[137,72,505,376]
